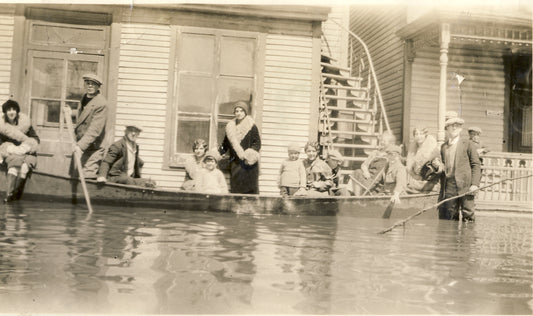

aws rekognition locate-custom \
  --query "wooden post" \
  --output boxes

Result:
[437,23,450,144]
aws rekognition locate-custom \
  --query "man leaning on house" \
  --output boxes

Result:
[438,111,481,222]
[65,73,108,179]
[97,124,156,188]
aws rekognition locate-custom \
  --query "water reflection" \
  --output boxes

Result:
[0,201,531,314]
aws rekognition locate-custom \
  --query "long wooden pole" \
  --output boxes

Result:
[378,174,533,234]
[63,108,94,214]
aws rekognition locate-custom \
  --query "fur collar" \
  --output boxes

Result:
[225,115,255,159]
[407,134,439,173]
[0,113,32,142]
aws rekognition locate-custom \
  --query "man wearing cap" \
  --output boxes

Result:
[65,73,108,179]
[468,126,489,156]
[325,149,351,196]
[96,124,155,188]
[378,145,407,203]
[439,113,481,221]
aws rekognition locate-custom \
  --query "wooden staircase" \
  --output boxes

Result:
[319,53,382,176]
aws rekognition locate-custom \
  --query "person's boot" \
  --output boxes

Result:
[3,174,17,203]
[13,177,27,200]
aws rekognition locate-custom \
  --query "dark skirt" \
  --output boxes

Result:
[229,159,259,194]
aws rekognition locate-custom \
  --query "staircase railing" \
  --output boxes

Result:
[331,19,391,133]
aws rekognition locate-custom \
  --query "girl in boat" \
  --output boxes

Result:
[182,138,207,191]
[0,100,40,202]
[302,141,333,196]
[195,150,229,194]
[405,127,442,193]
[219,100,261,194]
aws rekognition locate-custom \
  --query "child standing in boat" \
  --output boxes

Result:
[278,143,307,197]
[195,150,228,194]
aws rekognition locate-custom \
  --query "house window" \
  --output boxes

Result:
[168,28,258,166]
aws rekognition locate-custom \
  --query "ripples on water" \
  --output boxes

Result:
[0,201,531,314]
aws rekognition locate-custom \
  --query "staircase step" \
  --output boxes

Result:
[329,117,373,124]
[325,106,372,114]
[320,62,350,73]
[322,73,362,82]
[323,84,368,92]
[330,130,379,137]
[324,95,370,102]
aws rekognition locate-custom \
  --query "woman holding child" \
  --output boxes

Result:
[0,100,40,202]
[405,127,442,193]
[302,141,333,196]
[219,101,261,194]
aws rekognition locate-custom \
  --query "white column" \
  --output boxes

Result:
[437,23,450,143]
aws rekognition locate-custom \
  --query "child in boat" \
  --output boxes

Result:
[182,139,207,191]
[278,143,307,197]
[325,149,350,196]
[195,150,228,194]
[377,145,407,204]
[302,141,333,196]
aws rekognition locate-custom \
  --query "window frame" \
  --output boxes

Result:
[165,26,262,168]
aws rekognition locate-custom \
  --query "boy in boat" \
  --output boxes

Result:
[96,124,156,188]
[278,143,307,197]
[325,149,351,196]
[348,130,396,195]
[302,141,334,196]
[195,150,228,194]
[438,113,481,222]
[378,145,407,203]
[64,73,108,179]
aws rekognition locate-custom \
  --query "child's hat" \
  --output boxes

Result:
[203,149,221,162]
[287,143,300,153]
[327,149,344,162]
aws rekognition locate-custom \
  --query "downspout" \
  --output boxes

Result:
[437,23,450,144]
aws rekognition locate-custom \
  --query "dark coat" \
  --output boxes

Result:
[98,137,144,179]
[439,136,481,198]
[76,93,107,151]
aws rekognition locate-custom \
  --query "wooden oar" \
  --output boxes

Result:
[63,107,94,214]
[378,174,533,234]
[382,200,395,219]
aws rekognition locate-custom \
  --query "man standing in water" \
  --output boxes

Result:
[438,112,481,222]
[65,74,108,178]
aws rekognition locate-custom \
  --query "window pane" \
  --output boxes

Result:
[66,101,80,124]
[31,24,106,49]
[217,120,230,146]
[179,33,215,73]
[32,57,63,99]
[218,77,253,115]
[220,36,254,76]
[32,99,61,126]
[176,119,210,153]
[522,106,532,147]
[177,75,213,113]
[67,60,98,100]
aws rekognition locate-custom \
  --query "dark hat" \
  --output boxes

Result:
[125,123,143,132]
[82,73,103,86]
[233,100,250,115]
[2,100,20,114]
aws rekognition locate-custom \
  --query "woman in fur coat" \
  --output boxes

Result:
[219,101,261,194]
[405,127,441,193]
[0,100,40,202]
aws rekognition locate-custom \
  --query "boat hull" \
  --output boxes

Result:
[0,170,439,218]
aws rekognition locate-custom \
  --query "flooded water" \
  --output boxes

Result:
[0,201,531,315]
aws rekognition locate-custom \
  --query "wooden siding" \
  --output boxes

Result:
[115,22,183,189]
[322,6,349,67]
[409,44,506,151]
[261,34,314,195]
[0,5,15,101]
[349,6,407,141]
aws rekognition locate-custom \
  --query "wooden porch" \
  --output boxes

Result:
[476,152,532,212]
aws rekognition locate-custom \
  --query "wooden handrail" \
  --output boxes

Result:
[330,19,391,133]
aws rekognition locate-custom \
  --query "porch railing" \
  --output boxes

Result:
[477,152,533,209]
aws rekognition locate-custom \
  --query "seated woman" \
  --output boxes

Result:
[349,130,396,195]
[405,127,442,193]
[182,139,207,191]
[0,100,40,202]
[302,141,333,196]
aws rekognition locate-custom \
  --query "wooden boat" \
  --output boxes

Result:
[0,170,439,218]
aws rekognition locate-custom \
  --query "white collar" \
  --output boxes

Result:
[448,135,460,145]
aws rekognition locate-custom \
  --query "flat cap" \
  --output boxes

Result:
[327,149,344,162]
[82,73,103,86]
[125,123,143,132]
[468,126,482,134]
[287,143,300,153]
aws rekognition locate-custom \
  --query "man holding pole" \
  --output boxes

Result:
[65,73,108,179]
[438,112,481,222]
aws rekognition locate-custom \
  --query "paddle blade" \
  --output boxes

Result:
[382,200,395,219]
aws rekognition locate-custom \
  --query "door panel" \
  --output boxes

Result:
[26,50,104,175]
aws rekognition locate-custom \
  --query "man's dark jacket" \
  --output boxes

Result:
[98,137,143,178]
[439,136,481,199]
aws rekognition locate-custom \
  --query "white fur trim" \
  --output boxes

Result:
[225,116,255,159]
[243,148,260,165]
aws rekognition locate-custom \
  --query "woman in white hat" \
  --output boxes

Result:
[219,100,261,194]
